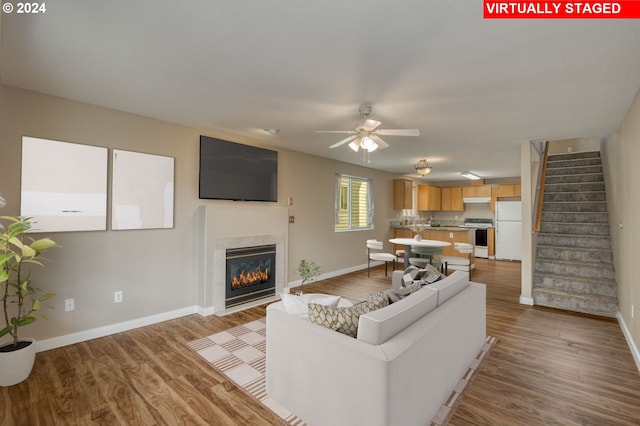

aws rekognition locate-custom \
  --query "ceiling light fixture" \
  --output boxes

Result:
[263,128,279,135]
[414,159,432,176]
[461,171,481,180]
[348,136,379,153]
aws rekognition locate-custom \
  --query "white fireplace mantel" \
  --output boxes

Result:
[196,204,289,315]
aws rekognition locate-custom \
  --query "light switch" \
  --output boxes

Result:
[289,216,295,223]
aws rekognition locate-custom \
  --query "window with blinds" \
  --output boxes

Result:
[335,174,373,231]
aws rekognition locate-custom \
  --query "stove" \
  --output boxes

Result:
[461,218,493,258]
[461,218,494,229]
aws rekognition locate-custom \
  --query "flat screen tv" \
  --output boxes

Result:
[199,136,278,202]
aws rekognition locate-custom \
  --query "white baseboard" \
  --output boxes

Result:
[519,295,534,305]
[617,312,640,373]
[287,263,369,289]
[35,306,199,353]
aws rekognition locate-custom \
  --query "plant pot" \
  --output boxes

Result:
[0,338,36,386]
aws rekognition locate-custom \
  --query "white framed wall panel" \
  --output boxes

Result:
[111,149,174,230]
[20,136,108,232]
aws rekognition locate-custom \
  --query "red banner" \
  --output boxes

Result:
[484,1,640,18]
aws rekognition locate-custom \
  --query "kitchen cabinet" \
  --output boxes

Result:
[488,227,495,257]
[441,186,463,211]
[393,179,413,210]
[417,184,441,211]
[491,183,521,211]
[423,229,473,256]
[497,183,521,197]
[462,185,492,198]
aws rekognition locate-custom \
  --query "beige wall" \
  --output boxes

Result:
[548,137,600,154]
[602,89,640,367]
[0,85,395,344]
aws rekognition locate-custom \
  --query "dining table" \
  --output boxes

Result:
[389,237,452,269]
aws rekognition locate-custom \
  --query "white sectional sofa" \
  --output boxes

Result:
[266,271,486,426]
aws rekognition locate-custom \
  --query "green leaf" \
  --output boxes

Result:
[38,292,56,302]
[30,238,57,252]
[0,253,14,266]
[0,269,8,283]
[0,326,12,338]
[32,299,41,311]
[18,316,36,327]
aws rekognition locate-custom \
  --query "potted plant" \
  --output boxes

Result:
[296,259,321,295]
[0,216,57,386]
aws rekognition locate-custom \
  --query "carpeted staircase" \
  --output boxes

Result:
[532,151,618,317]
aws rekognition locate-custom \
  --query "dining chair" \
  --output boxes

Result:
[367,239,396,277]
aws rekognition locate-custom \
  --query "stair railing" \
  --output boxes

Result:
[533,141,549,233]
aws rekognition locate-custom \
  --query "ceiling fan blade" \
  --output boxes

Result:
[370,135,390,150]
[329,135,358,149]
[361,119,381,132]
[375,129,420,137]
[316,130,357,134]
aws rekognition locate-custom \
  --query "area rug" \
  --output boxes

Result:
[187,318,497,426]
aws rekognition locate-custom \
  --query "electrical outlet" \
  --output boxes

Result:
[65,298,75,312]
[449,232,453,239]
[114,291,123,303]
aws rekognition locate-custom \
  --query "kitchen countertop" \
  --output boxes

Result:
[391,225,473,232]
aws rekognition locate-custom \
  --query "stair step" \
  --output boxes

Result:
[545,173,604,184]
[533,272,617,297]
[546,165,602,176]
[541,211,609,223]
[534,258,614,280]
[544,182,605,193]
[542,201,607,213]
[546,157,602,168]
[543,191,606,202]
[548,151,601,161]
[536,245,613,263]
[539,222,610,236]
[532,288,617,318]
[537,233,612,249]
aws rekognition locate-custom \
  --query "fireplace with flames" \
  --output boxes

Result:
[225,244,276,308]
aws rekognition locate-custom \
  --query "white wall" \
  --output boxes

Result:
[601,89,640,369]
[0,85,396,346]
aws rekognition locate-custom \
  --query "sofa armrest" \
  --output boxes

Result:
[266,307,390,426]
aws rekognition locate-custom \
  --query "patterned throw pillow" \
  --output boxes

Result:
[365,282,422,304]
[308,295,389,337]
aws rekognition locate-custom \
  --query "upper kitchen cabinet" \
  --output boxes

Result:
[496,183,521,197]
[393,179,413,210]
[491,183,521,210]
[417,184,441,211]
[441,186,463,211]
[462,184,492,198]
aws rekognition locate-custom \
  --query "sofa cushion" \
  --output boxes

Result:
[428,270,469,305]
[308,295,389,337]
[357,286,438,345]
[282,293,342,319]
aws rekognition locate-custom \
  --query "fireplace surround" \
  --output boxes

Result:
[197,205,288,315]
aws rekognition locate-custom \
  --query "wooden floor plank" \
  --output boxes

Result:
[1,259,639,425]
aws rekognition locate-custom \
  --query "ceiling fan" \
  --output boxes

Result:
[317,104,420,152]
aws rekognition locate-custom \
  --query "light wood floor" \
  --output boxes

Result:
[2,259,640,425]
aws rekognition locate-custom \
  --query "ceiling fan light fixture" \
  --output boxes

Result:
[414,159,432,176]
[348,140,360,152]
[360,136,375,150]
[461,171,481,180]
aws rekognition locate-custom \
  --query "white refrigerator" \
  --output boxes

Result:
[495,201,522,261]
